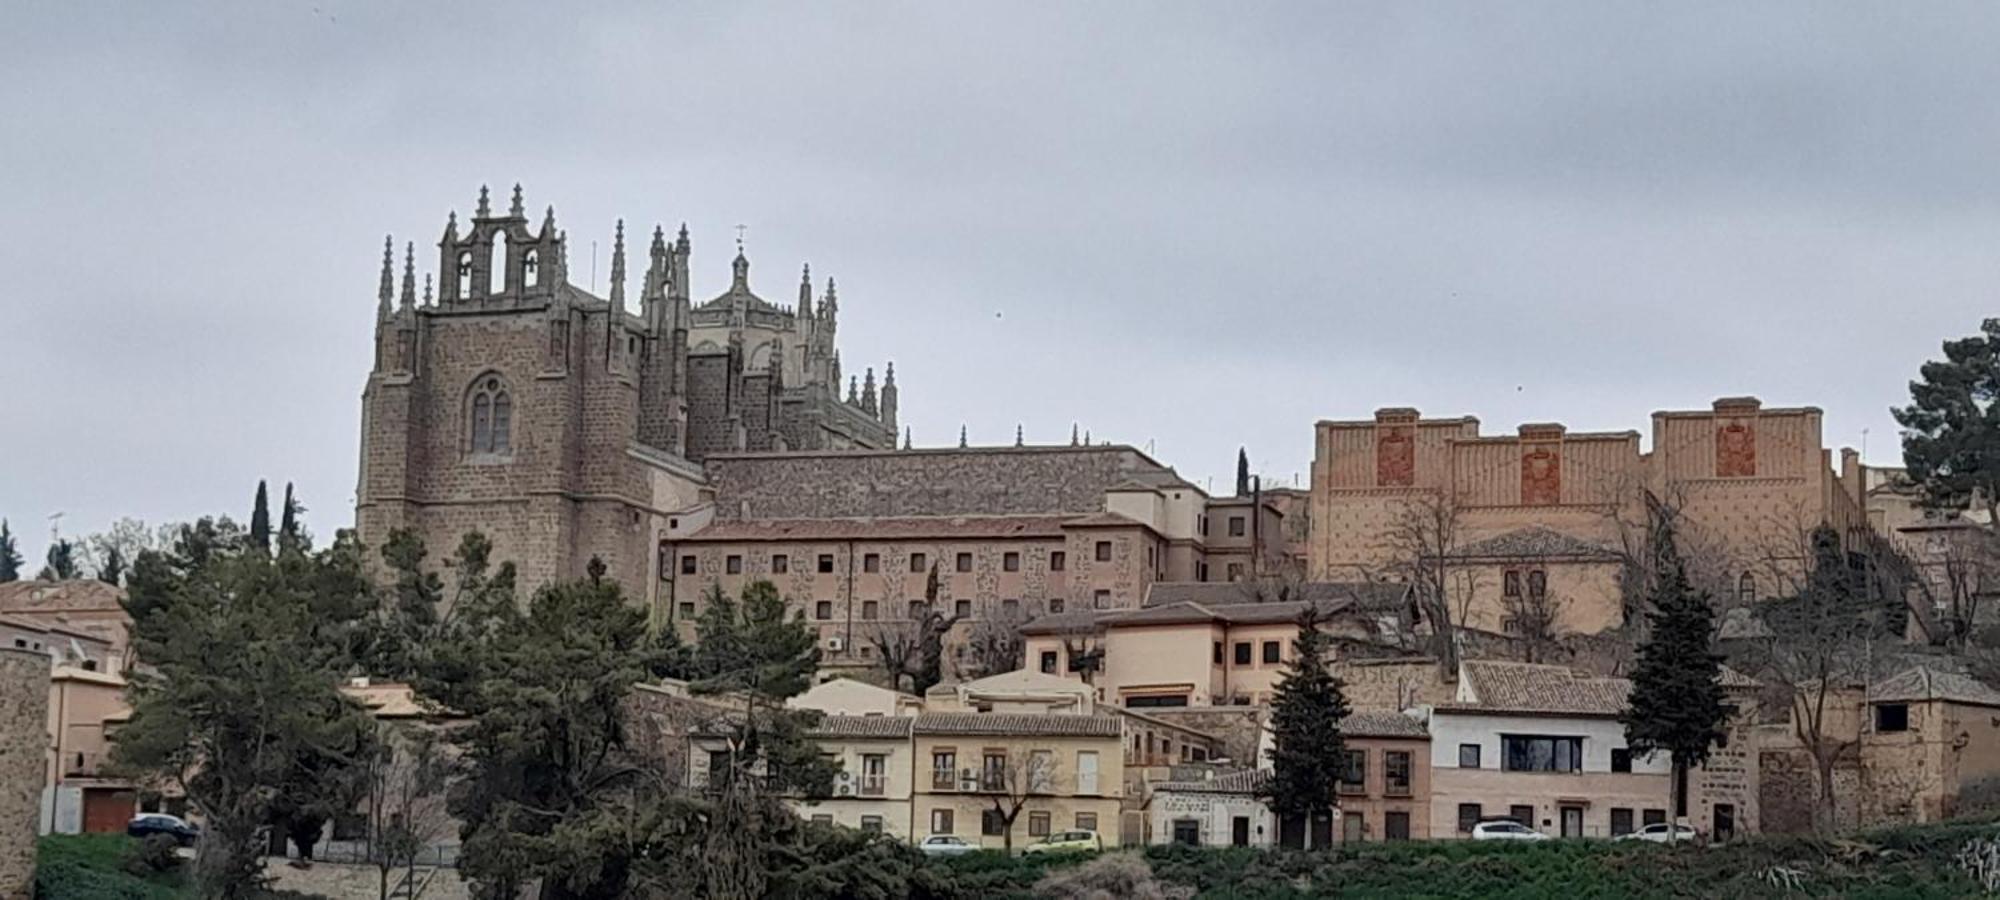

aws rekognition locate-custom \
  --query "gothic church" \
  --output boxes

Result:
[356,185,899,592]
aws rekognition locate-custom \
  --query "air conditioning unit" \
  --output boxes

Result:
[827,637,845,652]
[836,771,852,783]
[960,772,981,792]
[837,784,853,796]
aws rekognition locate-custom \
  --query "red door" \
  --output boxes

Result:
[82,789,137,833]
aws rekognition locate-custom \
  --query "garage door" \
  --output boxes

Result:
[81,789,136,834]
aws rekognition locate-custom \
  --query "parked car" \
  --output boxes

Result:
[128,813,200,845]
[1617,823,1700,844]
[1023,830,1103,855]
[1470,819,1549,841]
[918,835,977,857]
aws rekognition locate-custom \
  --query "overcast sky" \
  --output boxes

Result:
[5,2,1999,566]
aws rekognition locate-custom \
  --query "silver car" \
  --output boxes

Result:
[1616,823,1700,844]
[918,835,977,857]
[1470,820,1549,841]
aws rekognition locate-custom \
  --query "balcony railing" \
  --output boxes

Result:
[1384,782,1412,798]
[931,770,957,791]
[859,774,887,797]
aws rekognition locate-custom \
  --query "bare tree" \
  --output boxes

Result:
[1382,492,1480,674]
[976,749,1061,854]
[957,600,1036,680]
[1500,572,1567,664]
[868,563,962,694]
[361,722,452,900]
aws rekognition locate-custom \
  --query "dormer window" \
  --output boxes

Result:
[469,376,513,455]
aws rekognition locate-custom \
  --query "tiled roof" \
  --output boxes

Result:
[1145,581,1412,612]
[1156,769,1268,794]
[1870,666,2000,708]
[0,581,127,613]
[913,712,1123,738]
[806,715,916,739]
[1017,609,1110,635]
[1020,582,1411,635]
[1444,660,1630,717]
[1447,527,1621,561]
[1341,709,1430,738]
[686,515,1074,542]
[1061,512,1153,530]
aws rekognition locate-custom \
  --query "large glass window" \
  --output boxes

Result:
[1502,735,1584,773]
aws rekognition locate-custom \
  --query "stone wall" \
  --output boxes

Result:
[1139,707,1266,766]
[705,446,1167,520]
[0,649,49,900]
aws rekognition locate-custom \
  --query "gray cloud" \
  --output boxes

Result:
[4,0,1997,562]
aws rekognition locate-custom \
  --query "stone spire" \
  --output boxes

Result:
[399,242,416,311]
[475,185,491,219]
[847,375,859,404]
[823,277,838,320]
[1084,429,1091,445]
[861,367,877,415]
[880,361,898,431]
[959,425,968,448]
[798,263,814,318]
[543,205,557,237]
[377,235,394,320]
[509,183,524,218]
[731,240,750,292]
[423,273,433,306]
[1015,424,1024,447]
[904,426,912,450]
[609,219,627,311]
[1071,423,1080,446]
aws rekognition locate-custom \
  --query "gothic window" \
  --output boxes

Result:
[457,251,474,299]
[1738,572,1755,606]
[523,249,540,288]
[469,375,513,455]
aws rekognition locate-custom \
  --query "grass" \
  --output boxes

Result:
[33,833,188,900]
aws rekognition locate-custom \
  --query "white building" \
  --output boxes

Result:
[1146,769,1275,848]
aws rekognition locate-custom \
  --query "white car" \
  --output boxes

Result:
[918,835,977,857]
[1470,820,1549,841]
[1617,823,1699,844]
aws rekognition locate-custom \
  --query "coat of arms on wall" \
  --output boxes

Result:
[1376,426,1415,487]
[1717,422,1756,477]
[1521,447,1561,505]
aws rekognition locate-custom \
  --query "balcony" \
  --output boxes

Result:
[931,769,958,791]
[859,773,887,797]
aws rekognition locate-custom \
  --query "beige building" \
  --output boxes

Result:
[42,665,137,835]
[1020,582,1413,710]
[0,582,132,673]
[1311,397,1873,637]
[911,711,1124,850]
[1333,710,1432,843]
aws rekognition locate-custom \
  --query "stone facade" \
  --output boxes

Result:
[1310,397,1873,636]
[1,648,50,900]
[354,187,897,596]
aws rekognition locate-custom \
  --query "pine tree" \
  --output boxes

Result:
[249,480,272,554]
[1236,448,1251,497]
[1895,318,2000,522]
[0,520,20,582]
[1620,522,1730,828]
[96,546,126,586]
[39,538,82,580]
[1260,607,1349,847]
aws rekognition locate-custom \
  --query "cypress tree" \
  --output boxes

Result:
[278,482,300,550]
[1236,448,1251,497]
[1260,607,1349,847]
[249,480,272,553]
[0,520,20,582]
[40,539,82,580]
[1620,522,1730,827]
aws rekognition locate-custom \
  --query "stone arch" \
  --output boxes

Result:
[490,230,510,294]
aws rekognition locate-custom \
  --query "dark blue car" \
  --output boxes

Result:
[127,813,200,846]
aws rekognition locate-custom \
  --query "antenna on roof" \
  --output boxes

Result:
[46,511,63,542]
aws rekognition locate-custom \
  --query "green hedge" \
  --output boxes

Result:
[34,834,187,900]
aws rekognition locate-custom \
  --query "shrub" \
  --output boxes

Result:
[1033,853,1192,900]
[122,834,183,878]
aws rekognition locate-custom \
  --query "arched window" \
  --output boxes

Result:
[491,231,510,294]
[1737,572,1755,606]
[456,251,474,299]
[469,375,512,454]
[523,249,540,288]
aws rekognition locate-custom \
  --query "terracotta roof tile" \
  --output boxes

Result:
[1342,709,1430,738]
[1870,666,2000,707]
[1156,769,1268,794]
[806,715,916,739]
[1444,660,1630,716]
[913,712,1122,738]
[1019,582,1410,635]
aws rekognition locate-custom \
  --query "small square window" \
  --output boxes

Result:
[1262,641,1280,664]
[862,601,879,620]
[1877,703,1910,733]
[1002,598,1020,616]
[725,555,742,575]
[1095,541,1112,562]
[1642,809,1666,827]
[1611,748,1632,773]
[1004,552,1020,572]
[814,601,833,620]
[908,600,927,619]
[982,809,1005,836]
[1457,803,1482,834]
[955,599,972,618]
[1050,551,1066,571]
[1458,744,1481,769]
[771,554,789,573]
[1093,589,1110,607]
[1228,516,1245,537]
[680,555,697,575]
[1233,642,1252,665]
[1610,808,1633,836]
[861,816,883,834]
[1075,812,1098,832]
[817,554,835,573]
[1028,811,1050,837]
[1040,651,1059,673]
[678,602,695,618]
[910,552,927,573]
[863,553,880,573]
[956,552,973,572]
[1050,598,1065,613]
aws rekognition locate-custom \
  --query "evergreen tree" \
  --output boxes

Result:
[1620,523,1730,827]
[1260,607,1349,847]
[691,579,838,796]
[278,482,302,551]
[249,480,272,554]
[0,519,20,582]
[39,538,82,580]
[1236,448,1251,497]
[1895,318,2000,522]
[96,546,125,586]
[113,510,376,899]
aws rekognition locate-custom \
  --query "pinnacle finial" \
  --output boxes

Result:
[400,241,416,310]
[1071,423,1080,446]
[476,185,491,218]
[509,183,524,217]
[423,273,434,305]
[959,425,969,449]
[609,219,627,308]
[1016,424,1024,447]
[443,210,459,241]
[377,235,394,313]
[652,224,666,250]
[543,204,557,234]
[904,426,913,450]
[885,361,896,386]
[847,375,858,403]
[1084,429,1091,445]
